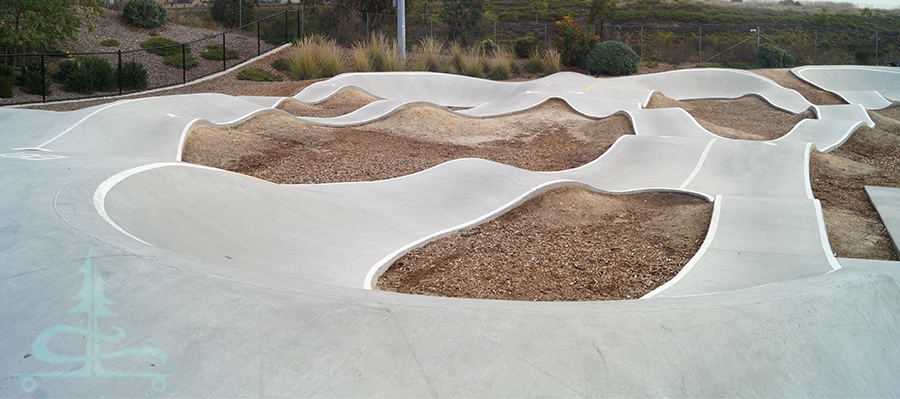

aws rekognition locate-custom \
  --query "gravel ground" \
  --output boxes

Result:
[14,16,900,300]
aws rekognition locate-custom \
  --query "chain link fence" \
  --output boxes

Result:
[3,4,896,106]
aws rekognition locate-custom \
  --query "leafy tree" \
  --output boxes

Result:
[861,7,873,21]
[587,0,616,41]
[337,0,391,15]
[0,0,101,55]
[441,0,485,43]
[209,0,255,29]
[530,0,547,22]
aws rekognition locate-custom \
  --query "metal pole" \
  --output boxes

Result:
[494,21,497,44]
[367,13,370,38]
[257,21,261,55]
[699,27,702,61]
[640,26,643,60]
[40,54,45,102]
[875,31,879,65]
[182,44,186,84]
[284,11,288,44]
[118,50,122,94]
[430,16,433,39]
[222,33,227,70]
[544,24,547,48]
[397,0,406,61]
[301,6,305,38]
[239,0,242,28]
[296,9,300,39]
[815,29,817,65]
[756,26,760,49]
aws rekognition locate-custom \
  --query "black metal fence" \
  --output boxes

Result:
[1,10,301,106]
[3,5,897,106]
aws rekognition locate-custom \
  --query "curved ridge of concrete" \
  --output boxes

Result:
[4,68,900,396]
[792,65,900,109]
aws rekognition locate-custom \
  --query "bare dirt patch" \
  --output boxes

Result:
[377,187,713,301]
[751,69,847,106]
[182,99,633,184]
[809,107,900,261]
[645,92,813,140]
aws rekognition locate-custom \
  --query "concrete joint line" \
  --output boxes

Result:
[679,138,717,190]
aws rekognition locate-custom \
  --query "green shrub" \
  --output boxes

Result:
[121,60,148,91]
[524,50,544,73]
[0,76,13,98]
[210,0,254,29]
[0,64,13,78]
[514,35,540,59]
[63,57,116,94]
[164,53,199,69]
[488,60,512,80]
[271,58,290,72]
[101,39,121,47]
[237,67,283,82]
[52,59,79,83]
[584,41,639,76]
[551,16,598,66]
[201,44,239,60]
[123,0,167,28]
[14,60,42,86]
[756,43,794,68]
[141,36,184,57]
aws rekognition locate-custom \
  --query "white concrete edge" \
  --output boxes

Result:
[176,107,290,161]
[94,162,277,246]
[858,103,877,128]
[35,98,143,149]
[678,138,717,190]
[642,194,723,299]
[363,181,715,290]
[790,66,893,110]
[814,199,843,271]
[804,142,814,200]
[818,120,866,153]
[93,163,166,247]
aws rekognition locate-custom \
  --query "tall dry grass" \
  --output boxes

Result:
[284,35,344,80]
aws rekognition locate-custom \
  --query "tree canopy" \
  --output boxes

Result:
[0,0,100,55]
[440,0,485,43]
[587,0,616,40]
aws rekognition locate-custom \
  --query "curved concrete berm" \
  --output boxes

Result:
[792,65,900,109]
[2,67,899,397]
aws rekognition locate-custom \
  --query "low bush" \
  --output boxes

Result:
[475,39,499,57]
[410,37,443,72]
[514,35,540,59]
[200,44,239,60]
[584,40,639,76]
[14,60,42,86]
[271,58,290,72]
[123,0,167,28]
[101,39,121,47]
[0,76,13,98]
[543,49,561,75]
[364,33,403,72]
[141,36,185,57]
[524,50,544,73]
[164,53,199,69]
[756,43,794,68]
[121,60,149,91]
[236,67,283,82]
[0,64,13,78]
[52,59,79,84]
[63,57,116,94]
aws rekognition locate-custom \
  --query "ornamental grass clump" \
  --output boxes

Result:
[410,37,443,72]
[284,35,344,80]
[584,41,639,76]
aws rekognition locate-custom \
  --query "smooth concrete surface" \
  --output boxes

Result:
[793,65,900,109]
[867,186,900,255]
[2,67,900,397]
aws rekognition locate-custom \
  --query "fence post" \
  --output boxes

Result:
[40,54,46,103]
[493,21,497,44]
[430,16,433,39]
[257,21,261,56]
[182,44,186,84]
[699,27,702,61]
[814,29,817,65]
[284,11,288,44]
[640,26,643,60]
[367,13,370,38]
[875,31,879,65]
[223,32,227,70]
[544,24,547,48]
[118,50,123,94]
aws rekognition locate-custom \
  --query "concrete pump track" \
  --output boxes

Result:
[2,65,900,396]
